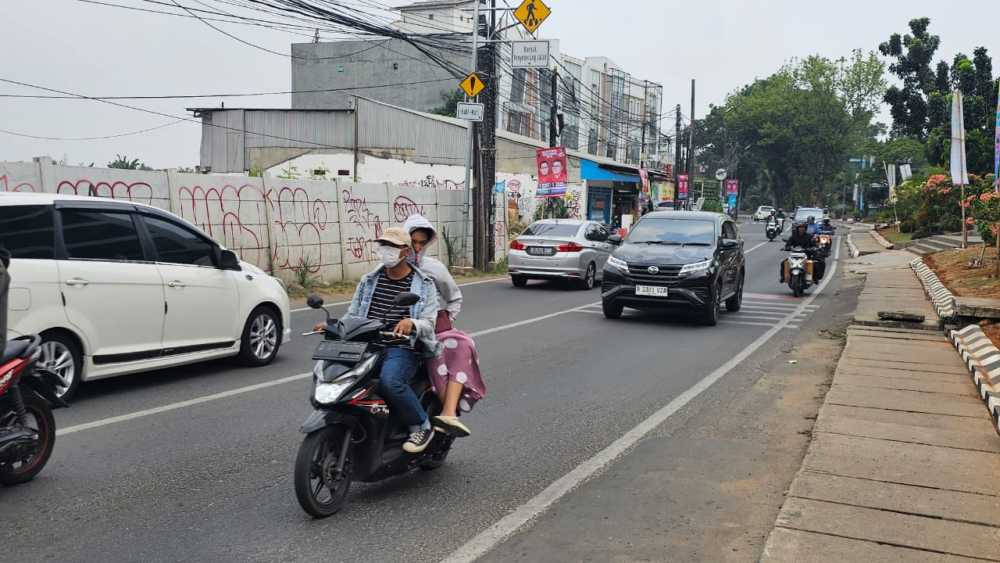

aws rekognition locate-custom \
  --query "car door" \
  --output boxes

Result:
[0,204,63,338]
[720,220,740,294]
[57,206,165,364]
[586,222,613,271]
[137,213,239,354]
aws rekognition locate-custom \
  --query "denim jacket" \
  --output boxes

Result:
[346,264,441,358]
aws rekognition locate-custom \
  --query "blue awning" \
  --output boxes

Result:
[580,159,640,183]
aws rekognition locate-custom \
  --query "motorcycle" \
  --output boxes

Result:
[816,232,833,258]
[0,335,67,486]
[293,293,455,518]
[782,246,821,297]
[765,219,781,241]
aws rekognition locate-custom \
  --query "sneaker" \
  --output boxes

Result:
[433,415,471,437]
[403,427,435,454]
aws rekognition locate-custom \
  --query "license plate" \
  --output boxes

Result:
[527,246,555,256]
[635,285,669,297]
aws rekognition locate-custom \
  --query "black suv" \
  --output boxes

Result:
[601,211,746,326]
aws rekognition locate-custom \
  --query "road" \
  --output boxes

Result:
[0,221,846,562]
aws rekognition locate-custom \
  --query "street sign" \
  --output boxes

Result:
[513,0,550,34]
[459,73,485,98]
[714,168,727,181]
[511,40,550,69]
[456,102,485,122]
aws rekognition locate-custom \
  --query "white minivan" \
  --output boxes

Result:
[0,193,291,400]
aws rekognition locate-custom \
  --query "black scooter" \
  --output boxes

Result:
[0,335,68,486]
[293,293,454,518]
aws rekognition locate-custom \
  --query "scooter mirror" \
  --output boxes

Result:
[306,294,325,309]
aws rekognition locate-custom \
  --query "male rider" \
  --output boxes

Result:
[345,227,441,454]
[781,223,825,282]
[817,218,835,234]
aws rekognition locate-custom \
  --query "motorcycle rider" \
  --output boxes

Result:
[817,218,835,234]
[403,214,486,438]
[345,227,441,454]
[780,222,825,282]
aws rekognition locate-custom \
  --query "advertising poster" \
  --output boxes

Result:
[678,174,689,200]
[536,147,568,198]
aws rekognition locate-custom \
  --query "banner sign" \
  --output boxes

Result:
[725,179,738,196]
[678,174,689,199]
[639,168,650,194]
[994,80,1000,190]
[535,146,568,198]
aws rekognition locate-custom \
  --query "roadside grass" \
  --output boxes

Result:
[877,229,912,245]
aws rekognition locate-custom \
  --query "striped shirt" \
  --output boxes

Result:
[368,271,415,326]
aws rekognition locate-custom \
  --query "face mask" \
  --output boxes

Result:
[378,245,404,268]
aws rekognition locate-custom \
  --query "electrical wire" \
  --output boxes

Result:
[0,119,186,141]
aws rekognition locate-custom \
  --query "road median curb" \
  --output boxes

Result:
[870,229,895,249]
[846,234,860,258]
[950,324,1000,436]
[910,257,956,319]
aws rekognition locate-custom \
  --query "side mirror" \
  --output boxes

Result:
[394,292,420,307]
[307,294,325,309]
[608,234,623,245]
[720,238,739,250]
[219,249,241,271]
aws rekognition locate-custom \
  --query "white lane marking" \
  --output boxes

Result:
[58,300,601,437]
[721,320,800,329]
[290,277,505,313]
[728,315,785,322]
[745,241,769,254]
[440,245,840,563]
[573,309,604,315]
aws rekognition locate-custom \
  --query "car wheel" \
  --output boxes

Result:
[701,282,721,326]
[602,300,623,320]
[38,332,82,402]
[726,272,744,312]
[239,306,282,366]
[511,275,528,288]
[579,263,596,290]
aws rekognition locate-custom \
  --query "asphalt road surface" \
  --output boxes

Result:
[1,220,845,562]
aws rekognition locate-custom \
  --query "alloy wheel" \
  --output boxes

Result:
[249,314,278,361]
[39,340,76,398]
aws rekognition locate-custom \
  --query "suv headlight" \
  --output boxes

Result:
[679,259,713,275]
[606,255,628,271]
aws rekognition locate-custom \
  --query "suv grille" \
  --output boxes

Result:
[627,264,683,285]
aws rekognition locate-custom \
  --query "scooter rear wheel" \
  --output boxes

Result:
[294,426,353,518]
[0,393,56,486]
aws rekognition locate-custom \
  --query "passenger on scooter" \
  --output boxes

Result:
[345,227,441,454]
[403,214,486,438]
[780,223,825,282]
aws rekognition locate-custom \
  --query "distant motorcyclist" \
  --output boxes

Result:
[805,216,818,235]
[781,223,825,282]
[817,218,835,235]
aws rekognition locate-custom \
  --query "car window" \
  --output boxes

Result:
[626,218,715,246]
[794,208,823,222]
[522,223,581,237]
[60,209,145,262]
[142,215,217,267]
[0,205,55,259]
[722,222,737,239]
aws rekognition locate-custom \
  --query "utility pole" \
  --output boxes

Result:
[640,80,648,167]
[479,0,498,267]
[674,104,681,210]
[459,0,481,267]
[549,69,559,148]
[687,79,696,210]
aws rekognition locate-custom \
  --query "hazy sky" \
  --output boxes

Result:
[1,0,996,168]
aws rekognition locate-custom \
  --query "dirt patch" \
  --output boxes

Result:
[924,246,1000,299]
[982,322,1000,349]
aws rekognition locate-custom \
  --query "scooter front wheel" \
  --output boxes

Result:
[294,425,353,518]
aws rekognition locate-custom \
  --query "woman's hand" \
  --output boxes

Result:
[393,318,415,337]
[312,322,326,332]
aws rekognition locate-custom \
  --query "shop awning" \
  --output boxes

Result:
[581,159,640,183]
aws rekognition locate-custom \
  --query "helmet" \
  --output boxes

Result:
[807,216,815,224]
[822,218,831,225]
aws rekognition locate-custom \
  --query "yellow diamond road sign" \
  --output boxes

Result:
[514,0,550,34]
[459,73,485,98]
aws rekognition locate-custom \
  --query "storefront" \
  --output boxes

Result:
[581,159,641,229]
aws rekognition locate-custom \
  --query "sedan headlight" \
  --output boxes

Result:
[679,259,713,275]
[606,255,628,271]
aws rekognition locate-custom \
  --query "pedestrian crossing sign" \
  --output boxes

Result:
[459,73,486,98]
[514,0,550,34]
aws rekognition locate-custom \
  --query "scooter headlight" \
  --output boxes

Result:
[314,380,354,405]
[312,354,379,405]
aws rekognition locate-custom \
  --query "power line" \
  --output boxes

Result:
[0,119,186,141]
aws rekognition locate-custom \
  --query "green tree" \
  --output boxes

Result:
[107,154,152,170]
[431,90,465,117]
[879,17,941,139]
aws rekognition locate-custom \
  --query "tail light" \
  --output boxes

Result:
[557,242,584,253]
[0,359,26,395]
[510,240,525,251]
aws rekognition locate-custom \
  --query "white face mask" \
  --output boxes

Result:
[377,245,404,268]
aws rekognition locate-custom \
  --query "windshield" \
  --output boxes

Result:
[794,208,823,222]
[521,222,581,237]
[759,206,774,212]
[626,218,715,246]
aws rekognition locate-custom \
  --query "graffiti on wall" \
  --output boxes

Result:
[342,186,383,262]
[400,175,464,190]
[176,183,268,268]
[0,175,37,192]
[392,195,426,223]
[265,186,332,273]
[56,179,154,205]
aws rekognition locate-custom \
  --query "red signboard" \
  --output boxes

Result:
[678,174,689,199]
[639,168,650,194]
[536,146,568,198]
[725,179,739,195]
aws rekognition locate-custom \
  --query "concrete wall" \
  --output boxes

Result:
[1,160,487,282]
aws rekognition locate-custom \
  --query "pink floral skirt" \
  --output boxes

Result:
[428,319,486,413]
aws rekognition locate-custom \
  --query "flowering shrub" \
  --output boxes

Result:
[968,176,1000,244]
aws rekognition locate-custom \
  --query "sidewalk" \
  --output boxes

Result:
[762,252,1000,562]
[849,250,941,330]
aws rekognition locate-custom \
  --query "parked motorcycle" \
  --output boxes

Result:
[766,219,781,241]
[782,246,818,298]
[293,293,455,518]
[0,335,67,486]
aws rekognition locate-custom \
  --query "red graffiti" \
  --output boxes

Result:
[265,186,331,273]
[56,179,153,204]
[392,195,425,223]
[0,175,37,192]
[342,187,383,264]
[177,183,267,268]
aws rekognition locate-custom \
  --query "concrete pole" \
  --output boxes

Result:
[459,0,481,266]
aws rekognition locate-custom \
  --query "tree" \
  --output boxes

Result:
[107,154,152,170]
[879,17,941,139]
[430,90,464,117]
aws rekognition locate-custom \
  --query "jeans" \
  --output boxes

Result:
[378,347,427,427]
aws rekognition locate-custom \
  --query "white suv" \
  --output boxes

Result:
[753,206,775,222]
[0,193,291,400]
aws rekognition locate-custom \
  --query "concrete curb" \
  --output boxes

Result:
[910,257,956,319]
[870,229,895,249]
[846,234,860,258]
[949,324,1000,436]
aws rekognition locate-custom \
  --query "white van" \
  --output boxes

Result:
[0,193,291,400]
